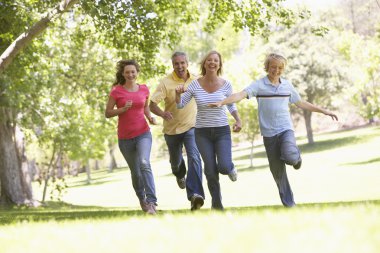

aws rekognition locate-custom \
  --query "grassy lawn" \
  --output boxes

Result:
[0,125,379,253]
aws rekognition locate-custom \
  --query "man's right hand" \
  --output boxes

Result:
[162,111,173,120]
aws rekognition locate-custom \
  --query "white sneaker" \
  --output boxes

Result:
[146,203,157,215]
[139,199,149,212]
[228,168,237,182]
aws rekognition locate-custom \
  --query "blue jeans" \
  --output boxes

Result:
[195,125,234,210]
[164,128,204,200]
[263,129,301,207]
[118,131,157,204]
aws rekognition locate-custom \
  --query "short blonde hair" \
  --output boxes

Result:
[264,53,287,72]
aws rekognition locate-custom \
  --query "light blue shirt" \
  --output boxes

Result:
[244,76,301,137]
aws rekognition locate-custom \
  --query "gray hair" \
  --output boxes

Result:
[171,51,188,63]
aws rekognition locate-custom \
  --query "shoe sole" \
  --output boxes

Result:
[177,178,186,189]
[191,197,204,211]
[293,160,302,170]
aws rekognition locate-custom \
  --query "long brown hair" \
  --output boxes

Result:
[113,59,140,85]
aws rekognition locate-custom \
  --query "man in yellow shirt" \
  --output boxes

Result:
[150,52,205,211]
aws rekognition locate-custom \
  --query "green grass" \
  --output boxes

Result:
[0,125,379,253]
[0,201,379,253]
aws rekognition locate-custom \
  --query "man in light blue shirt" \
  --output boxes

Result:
[209,52,338,207]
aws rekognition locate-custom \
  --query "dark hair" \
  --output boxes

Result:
[113,59,140,85]
[171,51,188,64]
[200,50,223,76]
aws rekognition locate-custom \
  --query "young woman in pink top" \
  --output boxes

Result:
[105,60,158,214]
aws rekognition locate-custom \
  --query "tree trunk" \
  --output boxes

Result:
[303,109,314,144]
[0,107,29,205]
[95,160,100,170]
[108,145,117,172]
[85,161,91,184]
[42,145,57,203]
[16,127,35,203]
[56,152,64,179]
[249,138,254,168]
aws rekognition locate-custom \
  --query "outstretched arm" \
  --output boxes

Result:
[295,100,338,121]
[208,90,248,107]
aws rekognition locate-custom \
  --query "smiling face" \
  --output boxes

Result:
[201,51,222,76]
[122,64,138,83]
[267,58,285,82]
[172,55,189,80]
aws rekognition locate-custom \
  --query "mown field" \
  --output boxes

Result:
[0,125,379,253]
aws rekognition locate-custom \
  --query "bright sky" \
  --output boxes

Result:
[285,0,339,11]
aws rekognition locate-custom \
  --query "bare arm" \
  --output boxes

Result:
[105,96,130,118]
[230,110,242,132]
[295,100,338,121]
[145,97,157,125]
[149,101,173,120]
[208,90,248,107]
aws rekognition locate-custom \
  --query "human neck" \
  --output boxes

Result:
[123,81,137,87]
[268,75,280,85]
[203,72,218,81]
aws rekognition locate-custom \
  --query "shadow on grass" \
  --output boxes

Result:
[1,199,379,225]
[236,164,268,172]
[341,157,380,166]
[68,168,129,188]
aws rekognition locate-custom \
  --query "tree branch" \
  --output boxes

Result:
[0,0,79,74]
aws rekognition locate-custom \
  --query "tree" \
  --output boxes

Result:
[0,0,298,206]
[269,15,346,144]
[337,31,380,123]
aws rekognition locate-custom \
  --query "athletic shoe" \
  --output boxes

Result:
[176,177,186,189]
[293,159,302,170]
[139,199,149,212]
[190,194,204,211]
[228,168,237,182]
[147,203,157,215]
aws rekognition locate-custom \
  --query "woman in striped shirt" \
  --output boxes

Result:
[176,51,242,210]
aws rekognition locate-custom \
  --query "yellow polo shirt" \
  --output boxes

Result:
[150,71,197,135]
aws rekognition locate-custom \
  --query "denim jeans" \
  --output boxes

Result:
[263,129,301,207]
[195,125,234,210]
[118,131,157,204]
[164,128,204,200]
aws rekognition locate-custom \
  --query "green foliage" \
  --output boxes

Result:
[336,31,380,121]
[32,13,116,163]
[205,0,297,37]
[234,101,260,155]
[80,0,200,79]
[270,17,346,108]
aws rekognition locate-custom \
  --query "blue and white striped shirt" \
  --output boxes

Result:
[177,79,237,128]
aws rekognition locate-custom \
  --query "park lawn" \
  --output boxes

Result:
[0,125,379,253]
[30,124,380,210]
[0,201,379,253]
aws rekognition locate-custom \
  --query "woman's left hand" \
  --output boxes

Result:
[233,120,242,132]
[148,116,158,125]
